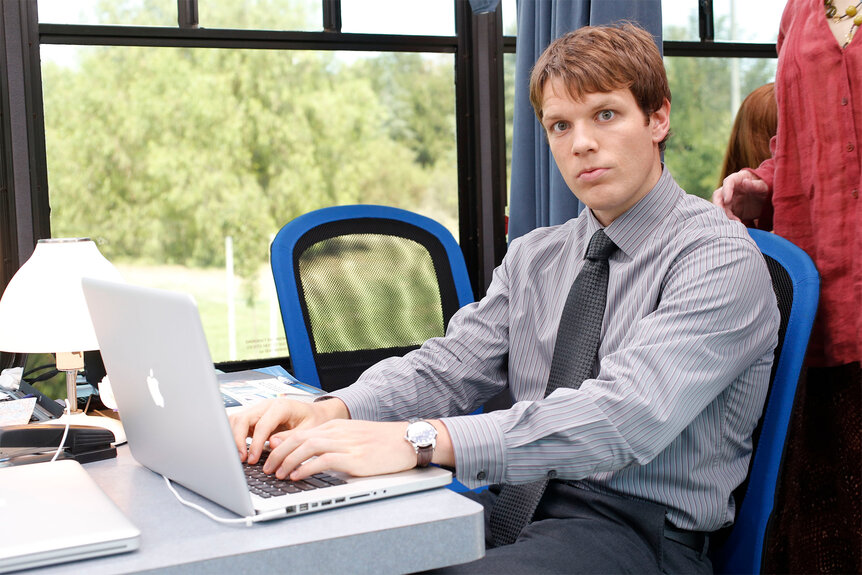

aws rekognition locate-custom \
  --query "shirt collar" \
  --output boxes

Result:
[583,165,682,259]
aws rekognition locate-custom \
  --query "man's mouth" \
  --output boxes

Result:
[577,167,608,181]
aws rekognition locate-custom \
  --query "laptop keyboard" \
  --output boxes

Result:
[243,451,347,498]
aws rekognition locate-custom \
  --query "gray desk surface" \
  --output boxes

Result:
[33,445,486,574]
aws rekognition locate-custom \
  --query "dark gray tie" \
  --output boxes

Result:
[488,228,618,546]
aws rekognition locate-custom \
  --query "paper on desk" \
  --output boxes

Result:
[219,372,323,409]
[0,397,36,426]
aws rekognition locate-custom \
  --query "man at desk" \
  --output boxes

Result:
[230,23,778,574]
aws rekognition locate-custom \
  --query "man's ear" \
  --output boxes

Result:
[650,98,671,143]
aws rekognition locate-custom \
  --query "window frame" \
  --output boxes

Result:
[0,0,777,372]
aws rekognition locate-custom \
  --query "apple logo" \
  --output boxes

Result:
[146,369,165,408]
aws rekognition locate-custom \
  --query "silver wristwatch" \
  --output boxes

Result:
[404,419,437,467]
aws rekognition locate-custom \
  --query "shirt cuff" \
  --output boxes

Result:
[324,385,381,422]
[440,412,507,488]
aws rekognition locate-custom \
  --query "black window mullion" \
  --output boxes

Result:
[454,0,506,300]
[177,0,198,29]
[322,0,342,33]
[699,0,714,42]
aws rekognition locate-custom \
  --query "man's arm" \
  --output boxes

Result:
[229,396,456,480]
[264,418,456,481]
[227,254,516,478]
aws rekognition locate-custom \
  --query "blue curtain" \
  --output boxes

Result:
[507,0,663,243]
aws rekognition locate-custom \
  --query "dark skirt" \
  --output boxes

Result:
[764,362,861,574]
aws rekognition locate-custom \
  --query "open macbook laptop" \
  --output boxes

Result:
[0,459,140,573]
[81,277,451,522]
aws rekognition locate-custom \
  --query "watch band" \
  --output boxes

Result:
[416,443,433,468]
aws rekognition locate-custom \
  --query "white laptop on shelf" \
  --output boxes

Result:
[81,277,451,522]
[0,459,140,573]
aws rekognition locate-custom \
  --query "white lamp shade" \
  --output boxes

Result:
[0,238,124,353]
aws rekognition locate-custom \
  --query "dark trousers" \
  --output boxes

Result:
[428,481,712,574]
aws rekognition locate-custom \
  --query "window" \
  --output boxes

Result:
[38,0,179,26]
[1,1,780,372]
[340,0,454,35]
[662,0,782,44]
[38,3,459,364]
[664,56,777,199]
[662,0,781,199]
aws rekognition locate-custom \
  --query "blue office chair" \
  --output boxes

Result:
[711,228,820,574]
[271,204,475,392]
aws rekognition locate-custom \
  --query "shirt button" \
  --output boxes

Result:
[848,144,855,152]
[547,470,558,479]
[476,471,486,480]
[852,189,859,199]
[842,97,848,106]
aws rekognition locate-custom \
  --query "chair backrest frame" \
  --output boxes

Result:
[271,204,474,389]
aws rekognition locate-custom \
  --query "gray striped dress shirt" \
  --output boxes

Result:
[330,167,779,531]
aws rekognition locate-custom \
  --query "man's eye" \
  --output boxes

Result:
[597,110,615,122]
[551,121,568,132]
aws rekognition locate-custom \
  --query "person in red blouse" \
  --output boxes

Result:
[713,0,861,572]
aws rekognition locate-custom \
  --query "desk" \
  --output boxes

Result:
[32,445,485,574]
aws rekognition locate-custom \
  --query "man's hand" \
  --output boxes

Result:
[229,398,455,480]
[228,397,349,465]
[712,170,770,224]
[264,419,421,480]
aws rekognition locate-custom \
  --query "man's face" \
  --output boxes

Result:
[541,79,670,226]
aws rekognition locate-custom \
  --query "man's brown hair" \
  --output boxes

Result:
[529,22,671,150]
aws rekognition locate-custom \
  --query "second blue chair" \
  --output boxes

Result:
[711,229,820,574]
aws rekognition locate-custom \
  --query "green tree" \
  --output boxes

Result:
[355,53,457,169]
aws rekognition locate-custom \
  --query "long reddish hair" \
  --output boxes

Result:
[719,83,777,183]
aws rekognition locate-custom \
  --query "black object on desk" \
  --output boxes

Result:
[5,380,67,421]
[0,424,116,465]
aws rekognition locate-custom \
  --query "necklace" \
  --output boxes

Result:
[825,0,862,47]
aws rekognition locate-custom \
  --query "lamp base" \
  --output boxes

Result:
[40,411,126,445]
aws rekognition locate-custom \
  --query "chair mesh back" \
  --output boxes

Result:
[763,255,792,386]
[293,218,461,391]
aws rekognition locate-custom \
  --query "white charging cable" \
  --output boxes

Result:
[49,399,72,463]
[161,475,258,527]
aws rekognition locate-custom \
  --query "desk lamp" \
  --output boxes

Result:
[0,238,125,441]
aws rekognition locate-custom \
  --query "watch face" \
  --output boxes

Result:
[407,421,437,447]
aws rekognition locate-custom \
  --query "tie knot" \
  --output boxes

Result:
[585,229,617,261]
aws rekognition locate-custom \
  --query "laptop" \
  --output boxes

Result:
[0,459,140,573]
[81,278,451,522]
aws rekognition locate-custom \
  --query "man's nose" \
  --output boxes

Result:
[570,124,597,155]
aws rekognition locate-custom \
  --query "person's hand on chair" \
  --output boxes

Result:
[712,170,770,225]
